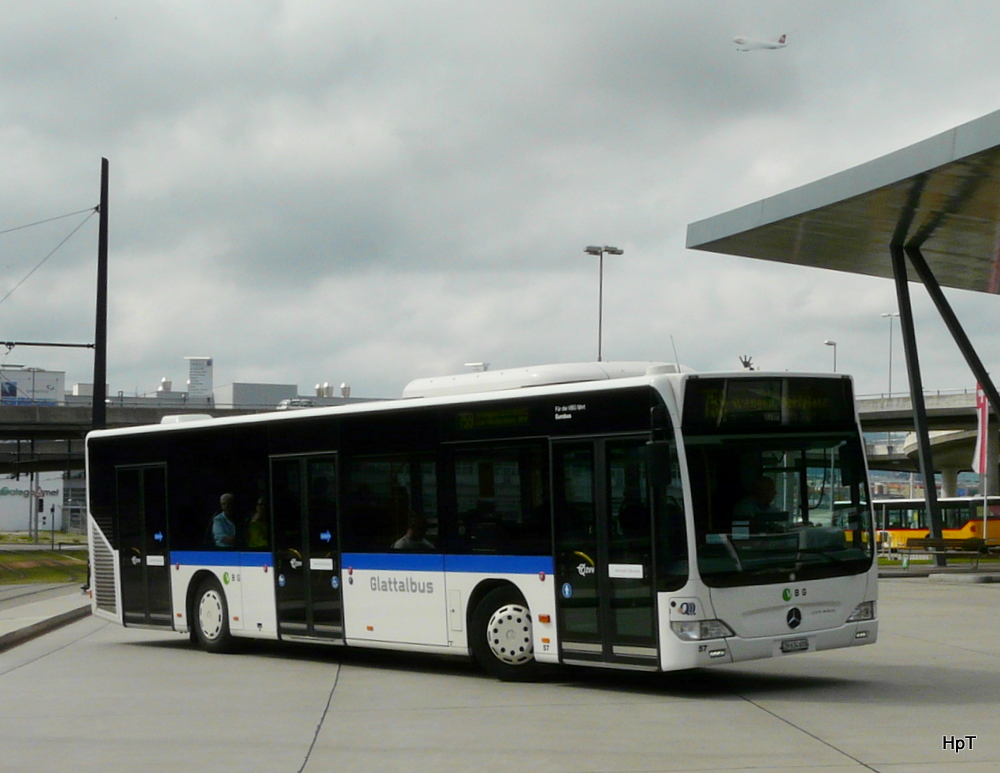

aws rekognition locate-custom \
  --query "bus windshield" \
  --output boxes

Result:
[685,433,874,586]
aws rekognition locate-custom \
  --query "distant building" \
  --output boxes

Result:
[215,382,298,409]
[185,357,214,402]
[0,367,65,406]
[0,472,64,532]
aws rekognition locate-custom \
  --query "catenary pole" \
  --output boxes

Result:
[92,159,109,430]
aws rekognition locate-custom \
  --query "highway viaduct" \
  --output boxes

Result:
[858,390,998,496]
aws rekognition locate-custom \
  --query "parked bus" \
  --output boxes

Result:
[869,496,1000,551]
[86,362,877,680]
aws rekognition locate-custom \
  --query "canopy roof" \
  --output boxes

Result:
[686,109,1000,294]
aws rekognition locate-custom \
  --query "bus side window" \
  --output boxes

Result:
[452,442,549,555]
[342,455,437,553]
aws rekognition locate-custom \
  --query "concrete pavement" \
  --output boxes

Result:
[4,574,1000,772]
[0,583,91,652]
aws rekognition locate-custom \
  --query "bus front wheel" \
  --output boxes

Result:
[470,586,539,681]
[193,577,233,653]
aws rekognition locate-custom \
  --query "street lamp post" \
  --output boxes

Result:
[881,312,900,397]
[584,245,623,362]
[824,339,838,372]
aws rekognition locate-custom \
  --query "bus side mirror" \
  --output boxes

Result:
[650,404,669,431]
[646,441,673,486]
[839,444,865,486]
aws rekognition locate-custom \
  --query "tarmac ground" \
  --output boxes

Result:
[1,573,999,772]
[0,583,91,652]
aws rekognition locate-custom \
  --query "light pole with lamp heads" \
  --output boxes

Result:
[823,339,838,372]
[584,245,623,362]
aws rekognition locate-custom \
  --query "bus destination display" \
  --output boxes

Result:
[682,377,854,432]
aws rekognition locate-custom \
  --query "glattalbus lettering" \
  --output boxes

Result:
[369,575,435,594]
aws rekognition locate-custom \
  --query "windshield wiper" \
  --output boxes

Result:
[737,564,797,577]
[796,547,844,564]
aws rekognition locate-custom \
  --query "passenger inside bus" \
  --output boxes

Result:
[392,513,435,551]
[212,493,237,548]
[247,497,269,548]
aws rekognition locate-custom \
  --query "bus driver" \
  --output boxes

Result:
[733,476,778,522]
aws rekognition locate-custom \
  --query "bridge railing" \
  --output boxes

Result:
[857,387,978,401]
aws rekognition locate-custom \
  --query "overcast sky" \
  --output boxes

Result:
[3,1,1000,402]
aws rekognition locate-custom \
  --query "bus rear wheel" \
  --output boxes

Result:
[193,578,233,653]
[470,586,539,681]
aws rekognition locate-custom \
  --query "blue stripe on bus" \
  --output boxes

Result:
[169,550,554,575]
[237,553,273,567]
[445,554,554,575]
[171,551,272,568]
[341,553,444,572]
[342,553,553,575]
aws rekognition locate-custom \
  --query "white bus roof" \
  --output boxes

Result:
[402,361,686,398]
[88,365,851,443]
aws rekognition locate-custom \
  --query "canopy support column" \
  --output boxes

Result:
[891,245,946,564]
[906,244,1000,495]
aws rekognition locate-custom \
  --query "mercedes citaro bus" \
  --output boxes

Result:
[87,362,877,680]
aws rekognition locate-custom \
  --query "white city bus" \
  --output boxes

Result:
[86,362,877,680]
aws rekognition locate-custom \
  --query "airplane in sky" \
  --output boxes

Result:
[733,34,787,52]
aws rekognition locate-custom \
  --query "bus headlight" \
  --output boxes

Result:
[670,619,734,641]
[846,601,876,623]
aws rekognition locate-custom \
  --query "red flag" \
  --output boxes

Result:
[973,383,989,475]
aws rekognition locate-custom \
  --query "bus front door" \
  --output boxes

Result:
[553,438,659,669]
[271,454,342,641]
[117,465,173,627]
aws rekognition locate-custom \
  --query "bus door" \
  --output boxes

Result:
[271,454,342,641]
[117,465,172,627]
[553,438,658,668]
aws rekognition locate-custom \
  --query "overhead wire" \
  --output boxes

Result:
[0,207,97,237]
[0,208,98,308]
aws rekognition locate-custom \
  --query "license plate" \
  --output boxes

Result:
[780,637,809,653]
